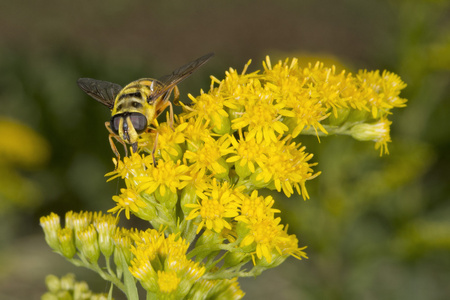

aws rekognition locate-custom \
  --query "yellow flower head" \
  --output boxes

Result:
[236,190,280,223]
[108,184,147,220]
[184,135,233,176]
[137,158,191,197]
[130,229,205,294]
[145,116,188,161]
[254,137,319,198]
[240,215,284,264]
[185,179,242,234]
[356,70,407,118]
[227,131,268,176]
[106,151,147,182]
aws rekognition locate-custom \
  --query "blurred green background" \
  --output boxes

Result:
[1,0,449,299]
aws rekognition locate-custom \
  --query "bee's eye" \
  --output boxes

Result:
[129,113,147,133]
[110,115,121,134]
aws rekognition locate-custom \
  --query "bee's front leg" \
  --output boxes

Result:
[105,122,128,159]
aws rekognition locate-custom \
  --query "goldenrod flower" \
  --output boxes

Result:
[179,116,213,152]
[137,158,190,201]
[227,131,268,177]
[41,54,408,299]
[185,179,241,234]
[356,70,407,118]
[186,92,231,135]
[141,116,188,161]
[231,93,293,143]
[105,151,147,182]
[235,190,280,222]
[239,215,284,264]
[129,229,205,296]
[184,135,234,177]
[253,137,319,198]
[157,270,180,294]
[108,184,147,220]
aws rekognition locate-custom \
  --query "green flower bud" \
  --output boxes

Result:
[155,186,178,209]
[41,292,58,300]
[213,157,230,179]
[58,228,76,259]
[223,251,251,268]
[180,183,198,216]
[40,213,61,251]
[77,225,100,263]
[113,229,133,270]
[249,167,271,189]
[73,281,90,299]
[234,160,252,179]
[132,192,157,221]
[94,215,116,258]
[166,143,184,161]
[45,274,61,294]
[346,109,370,124]
[327,108,350,126]
[350,121,389,142]
[211,112,231,135]
[255,252,287,269]
[59,273,76,291]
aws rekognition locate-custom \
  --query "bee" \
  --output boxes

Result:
[77,53,214,162]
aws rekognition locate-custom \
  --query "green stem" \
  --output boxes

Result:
[68,256,126,293]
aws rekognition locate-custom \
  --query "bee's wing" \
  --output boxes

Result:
[150,52,214,101]
[77,78,122,109]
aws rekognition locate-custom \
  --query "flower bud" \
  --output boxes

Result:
[40,213,61,251]
[234,160,252,179]
[211,112,231,135]
[94,214,117,258]
[249,167,270,189]
[60,273,76,292]
[58,228,76,258]
[327,108,350,126]
[213,157,230,179]
[77,225,100,263]
[45,274,61,294]
[180,183,198,216]
[223,251,251,268]
[350,120,390,142]
[155,186,178,210]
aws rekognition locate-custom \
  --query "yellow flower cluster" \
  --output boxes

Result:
[41,56,407,299]
[40,211,245,299]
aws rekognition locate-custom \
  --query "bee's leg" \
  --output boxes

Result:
[105,122,128,158]
[151,132,159,166]
[168,101,174,130]
[168,86,180,130]
[172,86,180,106]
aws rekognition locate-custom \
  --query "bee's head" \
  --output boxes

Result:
[110,112,147,144]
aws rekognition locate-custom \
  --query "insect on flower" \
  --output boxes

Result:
[77,53,214,163]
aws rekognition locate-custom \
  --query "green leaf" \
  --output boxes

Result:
[118,250,139,300]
